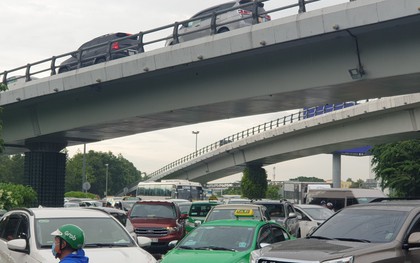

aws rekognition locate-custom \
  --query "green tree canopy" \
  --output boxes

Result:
[289,176,325,182]
[0,154,25,184]
[241,164,268,200]
[0,183,37,210]
[266,184,281,200]
[371,139,420,197]
[66,150,143,197]
[223,186,242,196]
[349,179,365,188]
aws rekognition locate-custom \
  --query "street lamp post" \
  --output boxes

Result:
[140,172,147,180]
[105,163,109,197]
[192,131,199,154]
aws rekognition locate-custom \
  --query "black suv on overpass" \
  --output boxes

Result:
[58,32,138,73]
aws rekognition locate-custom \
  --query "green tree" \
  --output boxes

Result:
[266,184,281,200]
[241,164,268,200]
[289,176,325,182]
[66,150,142,197]
[349,179,365,188]
[0,183,37,210]
[223,186,242,196]
[65,191,98,199]
[0,154,25,184]
[371,139,420,197]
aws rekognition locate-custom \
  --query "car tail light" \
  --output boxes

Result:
[237,9,252,16]
[111,42,120,50]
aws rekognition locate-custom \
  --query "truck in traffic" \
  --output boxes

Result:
[305,188,387,210]
[282,181,331,204]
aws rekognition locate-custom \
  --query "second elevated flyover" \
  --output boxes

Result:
[146,93,420,184]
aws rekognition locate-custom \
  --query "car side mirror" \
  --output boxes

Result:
[408,232,420,248]
[194,220,201,227]
[136,236,152,247]
[168,240,178,249]
[180,213,188,219]
[7,239,27,253]
[288,212,297,219]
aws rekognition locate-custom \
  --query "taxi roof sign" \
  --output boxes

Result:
[234,209,254,217]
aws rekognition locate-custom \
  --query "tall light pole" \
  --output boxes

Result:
[105,163,109,197]
[192,131,199,153]
[82,143,87,193]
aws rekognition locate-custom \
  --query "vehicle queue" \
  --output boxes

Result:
[5,188,420,263]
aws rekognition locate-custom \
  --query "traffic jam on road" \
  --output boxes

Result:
[3,181,420,263]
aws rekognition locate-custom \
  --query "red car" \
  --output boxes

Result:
[128,200,188,255]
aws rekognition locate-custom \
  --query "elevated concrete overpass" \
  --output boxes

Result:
[1,0,420,153]
[144,94,420,186]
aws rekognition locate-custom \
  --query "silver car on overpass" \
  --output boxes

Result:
[166,0,270,46]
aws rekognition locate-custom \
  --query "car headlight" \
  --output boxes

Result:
[249,249,262,263]
[322,256,354,263]
[167,226,180,233]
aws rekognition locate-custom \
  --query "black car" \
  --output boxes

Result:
[250,200,420,263]
[58,32,138,73]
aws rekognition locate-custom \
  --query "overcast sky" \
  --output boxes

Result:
[0,0,373,183]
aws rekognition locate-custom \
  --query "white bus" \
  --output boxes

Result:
[136,180,204,201]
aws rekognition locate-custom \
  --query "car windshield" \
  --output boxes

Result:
[130,204,176,219]
[35,217,134,248]
[259,204,285,219]
[178,225,255,252]
[300,207,334,220]
[226,199,251,204]
[189,204,214,217]
[206,208,263,222]
[178,203,192,214]
[311,208,408,243]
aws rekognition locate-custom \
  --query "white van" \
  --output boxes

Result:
[305,188,387,210]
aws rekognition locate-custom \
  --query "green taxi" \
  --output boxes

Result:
[161,210,294,263]
[185,201,221,233]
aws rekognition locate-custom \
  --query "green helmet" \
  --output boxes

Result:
[51,224,85,250]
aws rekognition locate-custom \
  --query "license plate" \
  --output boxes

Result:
[151,238,158,243]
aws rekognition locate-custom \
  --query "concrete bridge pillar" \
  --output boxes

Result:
[332,153,341,188]
[24,142,67,207]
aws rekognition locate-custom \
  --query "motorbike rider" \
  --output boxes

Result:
[51,224,89,263]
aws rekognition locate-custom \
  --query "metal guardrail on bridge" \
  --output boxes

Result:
[0,0,322,85]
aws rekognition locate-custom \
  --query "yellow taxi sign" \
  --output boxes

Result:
[234,209,254,217]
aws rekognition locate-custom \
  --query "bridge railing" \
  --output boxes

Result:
[146,100,370,179]
[0,0,323,85]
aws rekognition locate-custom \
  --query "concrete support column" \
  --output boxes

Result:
[24,142,67,207]
[332,153,341,188]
